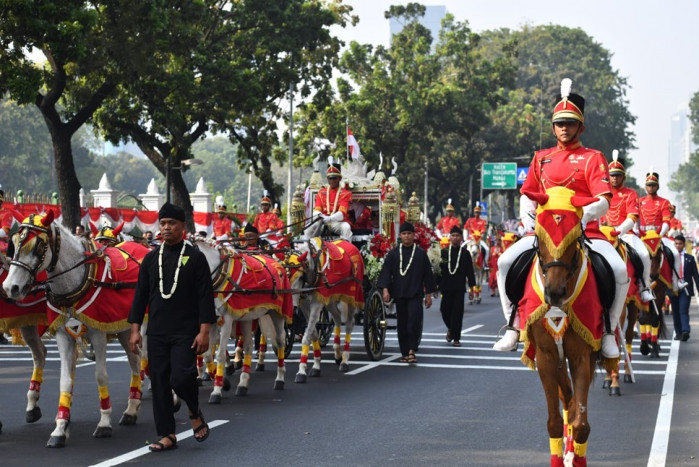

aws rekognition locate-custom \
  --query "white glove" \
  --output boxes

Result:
[581,198,609,225]
[659,222,670,237]
[321,214,330,225]
[519,194,537,233]
[326,211,344,223]
[0,228,7,239]
[615,217,635,236]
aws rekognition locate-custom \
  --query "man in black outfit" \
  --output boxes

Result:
[377,222,437,363]
[669,234,699,342]
[439,225,476,347]
[129,203,216,452]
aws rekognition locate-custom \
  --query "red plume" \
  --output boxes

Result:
[521,191,548,205]
[112,221,125,236]
[570,196,599,208]
[41,210,55,226]
[609,230,621,237]
[298,251,308,262]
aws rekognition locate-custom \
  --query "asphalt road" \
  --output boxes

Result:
[0,293,697,466]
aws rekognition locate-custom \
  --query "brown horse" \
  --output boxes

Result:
[639,230,667,358]
[519,187,609,466]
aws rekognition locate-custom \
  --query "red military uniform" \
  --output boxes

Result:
[669,217,683,232]
[351,206,372,230]
[437,215,461,235]
[314,186,351,221]
[463,216,487,238]
[600,185,639,228]
[213,216,232,238]
[253,211,284,233]
[638,194,672,234]
[521,141,612,233]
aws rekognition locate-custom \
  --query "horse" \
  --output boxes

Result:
[638,230,668,358]
[195,240,291,403]
[517,187,611,466]
[466,232,486,304]
[292,222,364,382]
[3,211,147,447]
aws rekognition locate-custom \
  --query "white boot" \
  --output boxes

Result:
[601,333,620,358]
[493,328,519,351]
[640,287,655,302]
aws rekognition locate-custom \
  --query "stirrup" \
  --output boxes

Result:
[493,326,519,352]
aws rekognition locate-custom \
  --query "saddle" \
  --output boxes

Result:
[505,248,537,309]
[620,240,644,283]
[662,244,675,272]
[588,249,615,312]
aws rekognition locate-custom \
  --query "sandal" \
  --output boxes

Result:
[407,352,417,364]
[149,434,178,452]
[190,408,209,442]
[399,356,409,363]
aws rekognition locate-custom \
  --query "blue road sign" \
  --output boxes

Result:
[516,167,529,185]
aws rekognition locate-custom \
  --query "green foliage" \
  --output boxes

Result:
[670,89,699,218]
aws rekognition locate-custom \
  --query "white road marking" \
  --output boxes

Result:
[647,339,680,467]
[89,419,229,467]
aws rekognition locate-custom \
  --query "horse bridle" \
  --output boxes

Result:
[533,234,584,280]
[10,215,61,279]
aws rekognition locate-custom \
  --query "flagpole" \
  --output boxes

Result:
[346,118,349,164]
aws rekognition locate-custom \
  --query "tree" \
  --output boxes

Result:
[669,91,699,218]
[0,0,170,227]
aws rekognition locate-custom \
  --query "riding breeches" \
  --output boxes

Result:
[621,233,652,291]
[326,221,353,241]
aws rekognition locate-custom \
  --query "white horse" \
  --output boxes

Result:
[195,240,290,403]
[291,224,364,382]
[466,238,486,304]
[3,211,145,447]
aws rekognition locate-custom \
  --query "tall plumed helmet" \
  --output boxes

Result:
[215,195,226,213]
[260,189,272,205]
[445,198,455,211]
[608,149,625,176]
[552,78,585,124]
[474,201,482,213]
[326,156,342,179]
[645,166,659,185]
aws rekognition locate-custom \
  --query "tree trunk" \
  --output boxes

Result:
[170,170,195,233]
[47,124,81,229]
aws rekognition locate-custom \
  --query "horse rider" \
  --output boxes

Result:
[638,171,681,291]
[213,203,233,240]
[463,203,489,265]
[668,204,684,237]
[253,191,285,234]
[435,199,461,239]
[600,151,655,303]
[493,78,630,359]
[312,159,352,241]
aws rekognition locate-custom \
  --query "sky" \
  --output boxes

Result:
[331,0,699,204]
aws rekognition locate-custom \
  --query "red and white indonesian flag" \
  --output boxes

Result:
[347,126,361,160]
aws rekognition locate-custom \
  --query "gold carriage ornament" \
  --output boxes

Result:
[406,191,421,224]
[290,185,306,235]
[381,186,399,236]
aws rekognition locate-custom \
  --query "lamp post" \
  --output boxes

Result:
[166,158,203,204]
[246,161,253,213]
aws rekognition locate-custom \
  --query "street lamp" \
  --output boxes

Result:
[246,161,253,213]
[166,158,203,204]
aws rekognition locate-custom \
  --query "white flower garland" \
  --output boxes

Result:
[325,186,342,214]
[159,241,186,299]
[399,244,416,276]
[448,245,463,275]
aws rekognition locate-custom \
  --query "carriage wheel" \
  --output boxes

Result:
[363,288,387,361]
[316,306,332,348]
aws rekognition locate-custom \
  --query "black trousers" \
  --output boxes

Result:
[440,291,465,339]
[394,297,423,356]
[147,334,200,437]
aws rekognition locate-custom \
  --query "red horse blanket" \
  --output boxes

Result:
[313,239,364,310]
[0,268,47,332]
[518,256,604,370]
[47,242,150,333]
[218,253,293,323]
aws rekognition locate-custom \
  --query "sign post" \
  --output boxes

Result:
[481,162,518,190]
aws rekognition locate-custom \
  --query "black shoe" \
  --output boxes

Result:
[681,332,690,342]
[674,335,682,341]
[0,334,9,345]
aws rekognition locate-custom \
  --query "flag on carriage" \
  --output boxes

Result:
[347,125,361,160]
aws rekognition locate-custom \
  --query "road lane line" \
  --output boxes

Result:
[647,339,679,467]
[89,419,229,467]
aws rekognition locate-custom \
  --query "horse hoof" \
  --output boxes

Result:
[225,365,235,376]
[235,386,248,396]
[339,363,350,373]
[310,368,321,377]
[602,379,611,389]
[295,373,307,384]
[640,340,650,356]
[208,394,222,404]
[222,378,232,392]
[609,387,621,396]
[201,372,211,381]
[118,413,137,426]
[26,407,42,423]
[255,364,265,372]
[274,381,284,390]
[334,358,342,365]
[46,435,66,448]
[93,426,113,438]
[623,374,633,383]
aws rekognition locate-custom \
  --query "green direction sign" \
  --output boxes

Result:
[481,162,517,190]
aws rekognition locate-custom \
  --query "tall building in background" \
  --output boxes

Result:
[668,108,694,177]
[389,5,446,48]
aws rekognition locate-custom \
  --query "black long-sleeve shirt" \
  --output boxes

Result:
[129,241,216,337]
[376,244,437,299]
[438,245,476,292]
